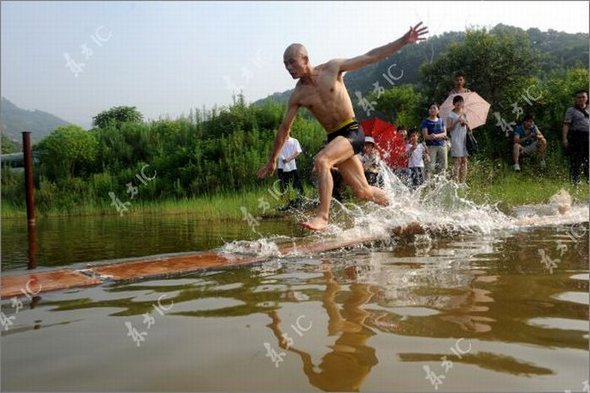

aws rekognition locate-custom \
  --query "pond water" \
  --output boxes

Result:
[1,179,588,392]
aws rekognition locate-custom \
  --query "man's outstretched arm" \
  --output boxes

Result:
[257,97,299,178]
[339,22,428,72]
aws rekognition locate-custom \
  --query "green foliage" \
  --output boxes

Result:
[368,84,423,128]
[420,28,541,108]
[1,134,18,153]
[92,106,144,129]
[36,125,98,180]
[2,99,324,213]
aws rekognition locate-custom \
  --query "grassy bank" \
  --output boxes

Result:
[1,187,294,220]
[465,158,589,212]
[2,165,588,220]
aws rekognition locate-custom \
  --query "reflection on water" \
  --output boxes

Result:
[1,214,301,270]
[1,224,588,392]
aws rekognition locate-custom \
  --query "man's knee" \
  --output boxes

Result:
[538,138,547,148]
[314,155,331,173]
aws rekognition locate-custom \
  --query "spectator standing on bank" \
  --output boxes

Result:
[449,71,471,95]
[405,129,430,189]
[277,136,305,207]
[446,95,470,182]
[562,90,589,184]
[421,103,448,177]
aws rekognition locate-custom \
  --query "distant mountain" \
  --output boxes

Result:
[253,89,292,107]
[0,97,70,144]
[253,25,589,121]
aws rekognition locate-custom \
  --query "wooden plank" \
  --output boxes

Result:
[1,271,102,299]
[2,225,420,298]
[91,252,269,281]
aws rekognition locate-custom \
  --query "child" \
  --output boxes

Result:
[405,129,430,189]
[358,136,382,187]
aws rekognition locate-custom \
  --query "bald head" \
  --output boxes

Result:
[284,43,308,59]
[283,43,311,79]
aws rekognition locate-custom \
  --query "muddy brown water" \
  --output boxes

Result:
[1,214,588,392]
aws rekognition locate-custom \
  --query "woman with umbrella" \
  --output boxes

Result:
[440,91,491,183]
[446,95,469,182]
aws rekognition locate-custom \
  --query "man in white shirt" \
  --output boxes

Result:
[277,136,304,206]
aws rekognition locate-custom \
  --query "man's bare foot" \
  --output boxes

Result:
[301,216,329,231]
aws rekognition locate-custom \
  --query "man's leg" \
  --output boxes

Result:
[460,157,468,183]
[409,167,418,189]
[416,167,425,187]
[440,144,449,174]
[292,170,304,196]
[302,137,355,231]
[278,169,287,193]
[338,155,390,206]
[452,157,461,181]
[331,168,344,202]
[537,138,547,160]
[513,143,521,164]
[582,133,590,182]
[428,146,438,175]
[570,132,588,184]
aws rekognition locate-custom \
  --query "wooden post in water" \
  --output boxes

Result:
[23,132,38,269]
[27,222,38,270]
[22,131,36,225]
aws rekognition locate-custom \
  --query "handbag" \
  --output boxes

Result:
[465,127,478,155]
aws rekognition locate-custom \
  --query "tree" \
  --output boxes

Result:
[368,84,423,128]
[93,106,144,129]
[1,134,18,154]
[36,125,98,179]
[420,28,541,110]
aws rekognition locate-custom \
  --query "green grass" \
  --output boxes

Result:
[464,158,589,211]
[1,188,292,220]
[2,165,587,220]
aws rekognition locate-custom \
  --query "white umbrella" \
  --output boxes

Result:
[439,92,491,129]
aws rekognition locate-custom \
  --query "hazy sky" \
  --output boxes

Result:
[2,1,588,129]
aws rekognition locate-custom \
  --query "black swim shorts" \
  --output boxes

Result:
[326,119,365,155]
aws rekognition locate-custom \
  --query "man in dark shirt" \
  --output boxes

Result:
[562,90,589,184]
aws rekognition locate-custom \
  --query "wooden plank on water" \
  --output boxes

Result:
[91,252,270,281]
[0,271,102,298]
[1,227,407,299]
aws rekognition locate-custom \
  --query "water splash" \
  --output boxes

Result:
[223,169,587,258]
[337,169,588,240]
[220,238,281,257]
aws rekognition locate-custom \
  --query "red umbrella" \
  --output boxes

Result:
[360,118,406,168]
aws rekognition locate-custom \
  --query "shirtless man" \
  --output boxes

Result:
[257,22,428,231]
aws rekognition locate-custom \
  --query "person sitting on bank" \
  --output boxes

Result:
[512,114,547,171]
[357,136,383,187]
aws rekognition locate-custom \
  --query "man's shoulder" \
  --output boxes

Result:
[289,82,306,103]
[316,60,345,76]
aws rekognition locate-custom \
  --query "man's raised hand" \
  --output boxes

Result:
[405,22,428,44]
